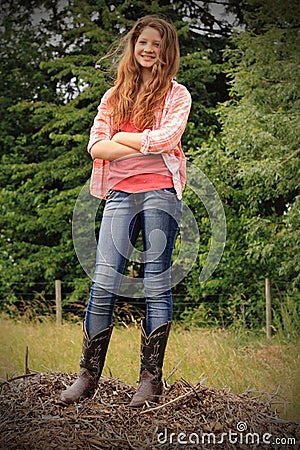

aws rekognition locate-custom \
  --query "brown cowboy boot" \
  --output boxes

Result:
[129,319,171,407]
[59,323,113,404]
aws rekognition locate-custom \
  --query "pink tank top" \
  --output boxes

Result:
[107,122,173,193]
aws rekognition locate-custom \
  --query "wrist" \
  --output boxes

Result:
[111,132,122,143]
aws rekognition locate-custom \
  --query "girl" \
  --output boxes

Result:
[60,15,191,407]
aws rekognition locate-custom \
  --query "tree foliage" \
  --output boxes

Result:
[0,0,298,328]
[185,0,299,326]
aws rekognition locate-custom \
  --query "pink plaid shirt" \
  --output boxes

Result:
[88,80,192,199]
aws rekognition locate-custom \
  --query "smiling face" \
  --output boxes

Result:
[134,27,161,79]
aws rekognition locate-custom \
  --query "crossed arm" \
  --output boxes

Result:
[90,132,143,161]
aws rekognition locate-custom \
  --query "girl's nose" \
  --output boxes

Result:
[144,43,153,52]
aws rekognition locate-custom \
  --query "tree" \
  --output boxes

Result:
[2,0,298,329]
[0,0,231,316]
[185,0,299,327]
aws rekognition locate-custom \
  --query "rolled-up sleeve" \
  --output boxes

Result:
[87,87,114,154]
[140,84,191,154]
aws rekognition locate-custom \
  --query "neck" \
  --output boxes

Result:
[141,68,152,85]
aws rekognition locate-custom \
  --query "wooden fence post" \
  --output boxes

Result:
[55,279,62,325]
[265,278,272,339]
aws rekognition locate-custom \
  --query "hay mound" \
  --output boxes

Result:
[0,372,299,449]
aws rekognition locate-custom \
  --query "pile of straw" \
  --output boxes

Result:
[0,372,299,449]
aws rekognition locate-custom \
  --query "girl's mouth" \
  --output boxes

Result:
[141,55,155,60]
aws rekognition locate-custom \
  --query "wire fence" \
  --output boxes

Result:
[1,278,298,338]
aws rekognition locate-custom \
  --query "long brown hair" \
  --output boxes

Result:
[106,16,180,131]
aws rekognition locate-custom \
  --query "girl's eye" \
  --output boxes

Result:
[137,40,160,46]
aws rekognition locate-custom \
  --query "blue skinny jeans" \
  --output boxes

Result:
[85,188,182,338]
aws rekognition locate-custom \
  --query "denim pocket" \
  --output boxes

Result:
[160,187,176,195]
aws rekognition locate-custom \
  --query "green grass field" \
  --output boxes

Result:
[0,317,299,422]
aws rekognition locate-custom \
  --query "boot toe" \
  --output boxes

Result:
[58,371,95,404]
[59,391,73,404]
[129,396,144,407]
[129,370,163,407]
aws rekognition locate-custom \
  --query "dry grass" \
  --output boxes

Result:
[0,317,299,422]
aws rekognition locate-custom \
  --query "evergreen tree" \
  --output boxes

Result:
[184,0,299,327]
[0,0,230,316]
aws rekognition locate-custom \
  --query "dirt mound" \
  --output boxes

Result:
[0,372,299,449]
